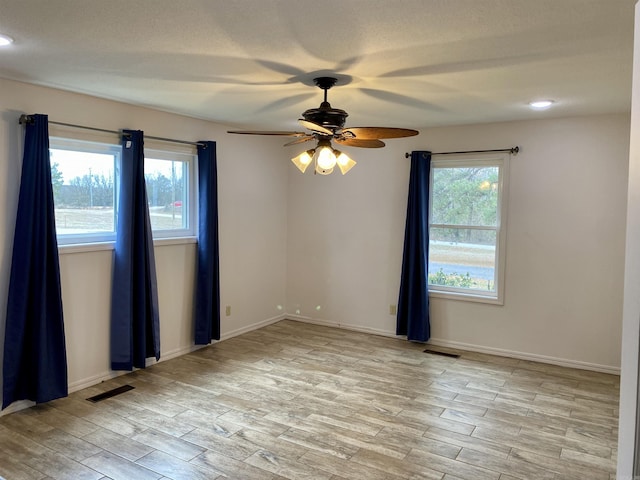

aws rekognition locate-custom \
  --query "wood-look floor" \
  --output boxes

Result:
[0,320,619,480]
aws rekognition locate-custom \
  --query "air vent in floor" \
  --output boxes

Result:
[423,349,460,358]
[86,384,135,403]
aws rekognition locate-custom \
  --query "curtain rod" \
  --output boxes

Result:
[18,114,206,148]
[404,146,519,158]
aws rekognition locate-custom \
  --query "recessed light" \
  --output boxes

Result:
[529,100,554,110]
[0,34,14,46]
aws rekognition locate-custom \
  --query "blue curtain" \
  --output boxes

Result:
[110,130,160,370]
[3,114,68,409]
[397,151,432,342]
[194,141,220,344]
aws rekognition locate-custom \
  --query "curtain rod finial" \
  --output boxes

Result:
[19,114,34,125]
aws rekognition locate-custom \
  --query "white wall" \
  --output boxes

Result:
[0,78,289,410]
[287,113,629,372]
[617,1,640,476]
[0,77,630,418]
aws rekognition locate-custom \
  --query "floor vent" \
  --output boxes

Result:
[423,349,460,359]
[86,384,135,403]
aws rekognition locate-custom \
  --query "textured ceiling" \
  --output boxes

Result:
[0,0,635,131]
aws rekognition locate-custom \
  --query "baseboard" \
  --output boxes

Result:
[285,314,338,328]
[219,313,287,341]
[285,317,620,375]
[1,313,618,418]
[68,370,126,393]
[426,337,620,375]
[71,314,288,389]
[286,315,400,339]
[68,315,287,393]
[0,314,288,418]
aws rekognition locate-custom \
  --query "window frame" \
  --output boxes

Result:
[428,153,509,305]
[49,136,197,248]
[144,148,197,240]
[49,137,121,246]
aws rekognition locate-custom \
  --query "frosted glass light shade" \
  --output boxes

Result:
[315,145,337,170]
[291,150,313,173]
[293,140,356,175]
[335,151,356,175]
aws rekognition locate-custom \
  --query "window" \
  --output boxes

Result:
[428,154,508,304]
[49,137,195,245]
[144,148,194,239]
[50,138,119,244]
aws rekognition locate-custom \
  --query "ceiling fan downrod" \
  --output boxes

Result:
[303,77,348,130]
[314,76,337,105]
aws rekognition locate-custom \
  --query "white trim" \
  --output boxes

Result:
[427,337,620,375]
[285,317,620,374]
[428,153,510,305]
[68,369,128,392]
[285,313,328,325]
[428,290,504,305]
[219,314,288,341]
[58,236,197,255]
[58,241,115,255]
[430,223,498,231]
[286,314,399,339]
[145,147,197,239]
[64,342,211,393]
[153,236,197,247]
[1,314,617,418]
[0,314,286,418]
[50,137,198,247]
[65,343,210,394]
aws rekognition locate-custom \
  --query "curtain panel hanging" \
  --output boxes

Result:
[3,113,68,409]
[110,130,160,370]
[194,141,220,344]
[397,151,432,342]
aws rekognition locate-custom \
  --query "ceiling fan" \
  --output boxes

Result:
[227,76,419,175]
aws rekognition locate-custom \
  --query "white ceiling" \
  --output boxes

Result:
[0,0,635,132]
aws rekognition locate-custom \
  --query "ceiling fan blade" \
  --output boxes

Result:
[283,135,315,147]
[227,130,307,136]
[341,127,419,139]
[298,119,333,135]
[335,138,386,148]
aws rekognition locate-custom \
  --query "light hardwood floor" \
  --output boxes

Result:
[0,320,619,480]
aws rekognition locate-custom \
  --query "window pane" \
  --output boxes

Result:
[50,148,116,235]
[145,158,187,231]
[431,166,499,226]
[429,227,496,292]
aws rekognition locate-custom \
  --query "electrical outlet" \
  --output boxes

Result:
[225,305,231,316]
[389,304,397,315]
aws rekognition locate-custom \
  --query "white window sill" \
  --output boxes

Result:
[58,236,197,255]
[153,236,197,247]
[429,289,504,306]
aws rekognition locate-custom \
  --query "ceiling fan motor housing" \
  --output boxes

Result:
[302,104,348,130]
[301,76,348,131]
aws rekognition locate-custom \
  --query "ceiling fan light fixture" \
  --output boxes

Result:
[291,149,314,173]
[335,150,356,175]
[315,164,334,175]
[314,141,337,171]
